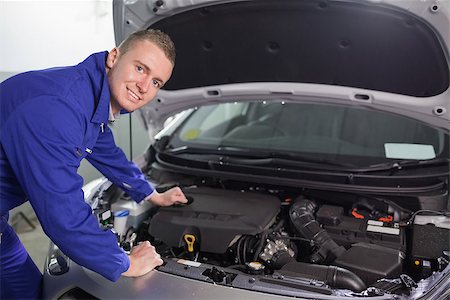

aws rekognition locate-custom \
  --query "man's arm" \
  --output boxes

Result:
[86,122,187,276]
[86,124,187,206]
[86,124,153,202]
[1,97,129,281]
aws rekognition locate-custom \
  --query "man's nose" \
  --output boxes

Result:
[137,76,151,94]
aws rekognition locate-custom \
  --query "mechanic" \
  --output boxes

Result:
[0,29,187,299]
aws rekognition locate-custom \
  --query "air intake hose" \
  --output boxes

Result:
[289,197,345,263]
[281,262,367,292]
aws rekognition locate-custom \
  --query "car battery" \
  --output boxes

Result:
[316,204,405,251]
[410,215,450,260]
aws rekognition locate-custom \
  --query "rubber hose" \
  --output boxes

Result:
[289,197,346,263]
[281,261,367,292]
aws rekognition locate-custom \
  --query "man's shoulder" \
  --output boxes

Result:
[4,52,107,99]
[1,52,108,120]
[4,65,87,97]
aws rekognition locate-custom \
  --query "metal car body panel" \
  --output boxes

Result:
[44,241,450,300]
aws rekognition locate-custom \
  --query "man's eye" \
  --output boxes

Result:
[136,66,144,73]
[152,79,161,88]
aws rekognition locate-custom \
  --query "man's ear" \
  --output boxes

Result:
[106,47,120,69]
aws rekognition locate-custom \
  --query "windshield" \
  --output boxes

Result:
[168,101,448,167]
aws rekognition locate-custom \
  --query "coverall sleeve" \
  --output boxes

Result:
[1,96,129,282]
[86,125,154,203]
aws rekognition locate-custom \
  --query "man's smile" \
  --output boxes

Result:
[127,88,141,102]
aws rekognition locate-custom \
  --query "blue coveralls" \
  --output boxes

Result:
[0,52,154,299]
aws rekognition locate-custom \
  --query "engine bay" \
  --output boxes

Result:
[91,178,450,297]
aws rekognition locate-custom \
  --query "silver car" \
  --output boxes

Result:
[43,0,450,299]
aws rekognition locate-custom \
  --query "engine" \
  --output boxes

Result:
[146,187,406,284]
[92,183,449,294]
[149,187,280,254]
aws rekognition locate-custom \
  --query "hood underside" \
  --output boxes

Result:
[113,0,450,130]
[115,0,449,95]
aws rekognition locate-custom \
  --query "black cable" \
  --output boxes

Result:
[236,236,244,264]
[357,194,412,220]
[253,230,269,261]
[250,219,286,262]
[243,236,249,263]
[406,209,450,226]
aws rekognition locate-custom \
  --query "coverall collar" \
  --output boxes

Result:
[80,51,111,125]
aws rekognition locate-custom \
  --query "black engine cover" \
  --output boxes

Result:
[149,187,280,253]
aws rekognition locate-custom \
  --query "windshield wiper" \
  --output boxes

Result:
[365,158,449,173]
[168,145,270,158]
[167,146,357,170]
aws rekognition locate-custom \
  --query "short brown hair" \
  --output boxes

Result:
[118,29,176,66]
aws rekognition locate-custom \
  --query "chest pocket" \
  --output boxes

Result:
[75,123,101,161]
[74,146,92,161]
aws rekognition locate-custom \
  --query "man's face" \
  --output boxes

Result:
[106,40,173,114]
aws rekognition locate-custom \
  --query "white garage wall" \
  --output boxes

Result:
[0,0,114,72]
[0,0,150,185]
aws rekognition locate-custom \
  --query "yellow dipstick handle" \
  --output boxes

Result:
[184,234,196,253]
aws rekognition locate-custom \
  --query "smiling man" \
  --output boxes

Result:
[0,29,186,299]
[107,31,174,114]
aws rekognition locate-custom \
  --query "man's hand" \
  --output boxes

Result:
[122,241,163,277]
[149,186,187,206]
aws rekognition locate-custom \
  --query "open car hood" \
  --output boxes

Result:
[113,0,450,133]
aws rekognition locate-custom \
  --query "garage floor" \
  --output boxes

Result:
[8,163,102,274]
[10,203,50,272]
